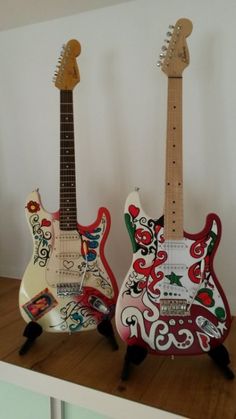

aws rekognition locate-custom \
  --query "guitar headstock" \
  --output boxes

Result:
[53,39,81,90]
[157,18,192,77]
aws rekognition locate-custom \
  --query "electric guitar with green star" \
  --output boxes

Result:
[115,18,231,356]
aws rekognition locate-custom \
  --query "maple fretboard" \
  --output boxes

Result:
[164,77,183,240]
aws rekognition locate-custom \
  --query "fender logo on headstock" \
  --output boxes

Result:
[178,46,188,63]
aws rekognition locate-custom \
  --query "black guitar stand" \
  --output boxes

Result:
[97,318,119,351]
[120,343,234,381]
[121,345,148,380]
[208,344,235,379]
[19,318,118,355]
[19,321,43,355]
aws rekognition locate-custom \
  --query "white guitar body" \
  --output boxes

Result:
[19,190,117,333]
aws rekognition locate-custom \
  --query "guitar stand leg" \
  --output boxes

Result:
[121,345,148,381]
[19,321,43,355]
[97,319,119,351]
[208,344,235,380]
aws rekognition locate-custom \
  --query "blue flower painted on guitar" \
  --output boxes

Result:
[83,227,102,262]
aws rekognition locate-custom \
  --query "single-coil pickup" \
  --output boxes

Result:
[55,253,81,259]
[162,241,187,250]
[57,270,83,277]
[161,264,187,271]
[55,235,80,240]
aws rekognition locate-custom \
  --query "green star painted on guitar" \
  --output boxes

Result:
[165,271,183,286]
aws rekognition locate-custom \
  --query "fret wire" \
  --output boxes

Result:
[60,205,77,208]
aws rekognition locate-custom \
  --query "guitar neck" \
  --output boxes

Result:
[60,90,77,230]
[164,77,183,240]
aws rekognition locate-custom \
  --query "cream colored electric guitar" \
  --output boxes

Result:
[19,40,118,333]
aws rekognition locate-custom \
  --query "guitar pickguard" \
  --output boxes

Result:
[19,190,118,333]
[115,191,231,355]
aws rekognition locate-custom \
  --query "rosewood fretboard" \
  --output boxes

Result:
[60,90,77,230]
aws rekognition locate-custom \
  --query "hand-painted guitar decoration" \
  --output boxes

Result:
[19,40,118,333]
[115,19,231,355]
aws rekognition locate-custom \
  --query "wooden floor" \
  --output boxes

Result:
[0,277,235,419]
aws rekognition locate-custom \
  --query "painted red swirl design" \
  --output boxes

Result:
[133,250,168,295]
[188,261,202,284]
[190,236,208,258]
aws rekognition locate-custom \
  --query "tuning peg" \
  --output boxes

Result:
[159,53,166,58]
[166,31,172,37]
[157,61,162,67]
[169,25,174,29]
[161,45,167,51]
[165,39,170,44]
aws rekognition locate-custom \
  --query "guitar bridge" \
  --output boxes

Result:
[160,299,189,316]
[57,282,82,297]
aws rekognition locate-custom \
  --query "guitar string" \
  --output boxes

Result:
[60,89,86,294]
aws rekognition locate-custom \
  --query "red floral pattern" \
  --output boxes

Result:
[26,200,40,213]
[135,228,152,245]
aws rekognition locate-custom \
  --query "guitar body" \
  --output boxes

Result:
[19,190,118,333]
[115,191,231,355]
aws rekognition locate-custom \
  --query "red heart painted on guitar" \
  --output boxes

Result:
[197,332,210,351]
[129,205,140,219]
[196,289,214,307]
[41,218,51,227]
